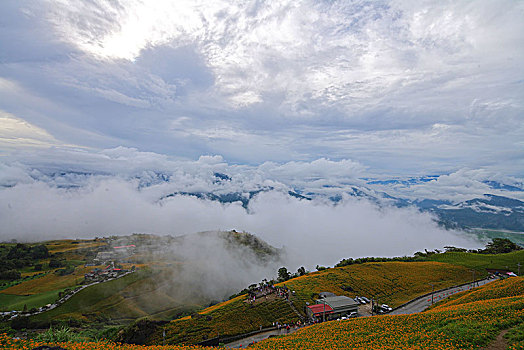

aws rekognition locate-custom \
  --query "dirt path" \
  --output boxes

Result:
[482,329,509,350]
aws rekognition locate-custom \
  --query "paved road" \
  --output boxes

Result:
[225,327,301,348]
[390,278,495,315]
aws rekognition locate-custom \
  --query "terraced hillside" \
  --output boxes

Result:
[0,239,107,312]
[3,277,522,350]
[1,232,284,330]
[248,277,524,350]
[143,260,475,345]
[283,261,474,312]
[147,249,524,346]
[27,268,192,325]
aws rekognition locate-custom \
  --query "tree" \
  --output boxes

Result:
[30,244,50,259]
[48,259,64,268]
[278,267,290,282]
[482,238,522,254]
[7,244,30,259]
[297,266,307,276]
[0,269,21,280]
[444,246,467,253]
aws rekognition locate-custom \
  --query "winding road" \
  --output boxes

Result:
[390,278,495,315]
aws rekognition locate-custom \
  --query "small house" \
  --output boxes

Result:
[314,296,359,320]
[306,303,333,321]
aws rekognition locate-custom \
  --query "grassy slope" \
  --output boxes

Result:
[152,261,474,345]
[29,268,199,325]
[45,240,106,254]
[155,252,524,346]
[423,250,524,272]
[0,289,68,312]
[30,270,147,324]
[1,267,89,295]
[3,277,523,350]
[283,261,473,312]
[153,295,299,345]
[428,276,524,311]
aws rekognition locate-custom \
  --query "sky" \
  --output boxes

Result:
[0,0,522,174]
[0,1,523,258]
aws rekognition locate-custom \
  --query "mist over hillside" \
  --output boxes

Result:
[106,231,285,302]
[0,169,486,270]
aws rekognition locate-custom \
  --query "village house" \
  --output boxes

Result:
[306,294,359,321]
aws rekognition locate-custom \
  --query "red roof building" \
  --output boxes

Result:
[307,304,333,318]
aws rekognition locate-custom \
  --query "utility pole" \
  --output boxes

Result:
[323,299,326,322]
[518,262,521,276]
[428,283,435,305]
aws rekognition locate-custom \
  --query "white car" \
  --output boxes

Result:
[381,304,392,312]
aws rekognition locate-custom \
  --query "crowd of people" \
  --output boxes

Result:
[246,283,291,303]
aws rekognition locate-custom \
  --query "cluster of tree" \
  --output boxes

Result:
[3,243,50,260]
[480,238,522,254]
[0,243,50,281]
[228,266,307,300]
[440,238,522,255]
[335,256,417,268]
[277,266,307,282]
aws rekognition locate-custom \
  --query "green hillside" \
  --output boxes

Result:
[143,261,475,345]
[248,277,524,350]
[29,268,199,327]
[3,277,523,350]
[423,249,524,272]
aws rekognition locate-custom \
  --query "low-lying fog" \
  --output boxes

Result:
[1,178,480,270]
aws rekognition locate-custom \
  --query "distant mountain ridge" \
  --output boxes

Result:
[160,181,524,232]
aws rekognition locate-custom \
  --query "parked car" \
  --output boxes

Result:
[381,304,392,312]
[355,296,365,304]
[348,311,358,318]
[360,296,370,303]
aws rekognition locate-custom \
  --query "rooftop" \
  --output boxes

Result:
[321,296,358,309]
[307,304,333,314]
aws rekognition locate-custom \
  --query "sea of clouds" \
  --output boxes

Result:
[3,146,519,270]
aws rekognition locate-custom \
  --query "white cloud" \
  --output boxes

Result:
[0,110,78,152]
[0,1,522,177]
[39,0,524,112]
